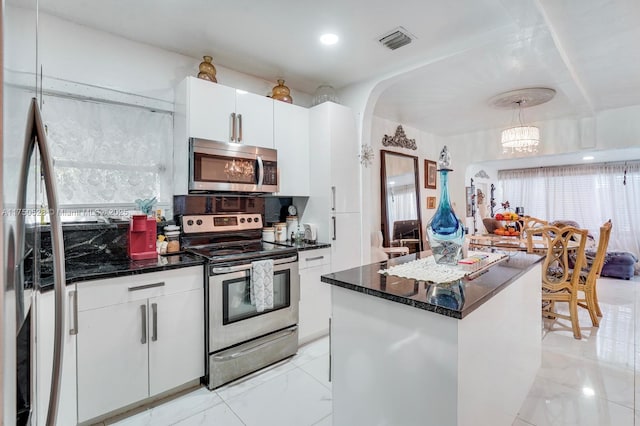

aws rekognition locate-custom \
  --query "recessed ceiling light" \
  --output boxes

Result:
[582,387,595,397]
[583,156,594,160]
[320,33,339,45]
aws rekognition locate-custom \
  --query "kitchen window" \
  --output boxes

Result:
[41,94,172,215]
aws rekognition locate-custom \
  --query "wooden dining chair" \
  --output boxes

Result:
[576,220,612,326]
[527,225,589,339]
[518,216,548,242]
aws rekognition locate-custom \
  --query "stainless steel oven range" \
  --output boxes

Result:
[181,212,299,390]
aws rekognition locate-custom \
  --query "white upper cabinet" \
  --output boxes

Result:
[328,103,359,213]
[274,101,310,196]
[187,77,236,143]
[308,102,360,214]
[235,90,274,148]
[181,77,274,148]
[306,102,362,271]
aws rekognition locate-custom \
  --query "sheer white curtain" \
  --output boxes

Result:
[42,94,173,207]
[387,184,417,229]
[498,161,640,259]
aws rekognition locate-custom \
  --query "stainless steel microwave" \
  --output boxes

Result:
[189,138,279,193]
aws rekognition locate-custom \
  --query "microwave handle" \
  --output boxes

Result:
[257,155,264,187]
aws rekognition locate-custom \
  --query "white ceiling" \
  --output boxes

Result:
[34,0,640,136]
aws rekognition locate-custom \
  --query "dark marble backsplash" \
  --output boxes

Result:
[24,221,168,285]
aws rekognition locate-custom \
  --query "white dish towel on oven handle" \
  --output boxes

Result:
[250,259,274,312]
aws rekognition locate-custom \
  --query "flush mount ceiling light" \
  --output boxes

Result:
[489,88,556,154]
[320,33,339,45]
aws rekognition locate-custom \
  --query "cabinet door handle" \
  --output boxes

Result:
[230,112,236,141]
[151,303,158,342]
[331,186,336,211]
[305,256,324,262]
[69,290,78,335]
[128,282,165,292]
[237,113,243,142]
[332,216,336,241]
[140,304,147,344]
[329,317,332,382]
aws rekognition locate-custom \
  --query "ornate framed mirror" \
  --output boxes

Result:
[380,150,423,253]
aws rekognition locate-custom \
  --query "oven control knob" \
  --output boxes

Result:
[254,216,260,223]
[187,219,194,226]
[196,219,203,226]
[240,218,245,223]
[247,217,252,223]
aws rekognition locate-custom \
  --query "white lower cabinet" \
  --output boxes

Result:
[76,267,204,423]
[77,300,149,422]
[298,248,332,344]
[148,289,204,396]
[35,287,77,426]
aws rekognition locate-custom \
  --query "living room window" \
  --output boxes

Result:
[498,161,640,258]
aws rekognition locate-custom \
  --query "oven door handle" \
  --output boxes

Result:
[210,255,298,274]
[211,327,297,361]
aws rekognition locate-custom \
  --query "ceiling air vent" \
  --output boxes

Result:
[378,26,414,50]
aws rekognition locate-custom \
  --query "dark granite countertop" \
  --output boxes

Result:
[321,251,543,319]
[272,241,331,251]
[38,253,205,292]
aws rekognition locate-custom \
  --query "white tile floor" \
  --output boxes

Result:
[110,275,639,426]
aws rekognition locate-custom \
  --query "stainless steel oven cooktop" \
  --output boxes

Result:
[180,213,297,266]
[179,213,299,390]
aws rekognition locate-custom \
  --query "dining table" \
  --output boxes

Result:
[468,234,581,254]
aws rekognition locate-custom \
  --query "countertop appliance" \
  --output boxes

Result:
[128,215,157,260]
[180,209,299,390]
[303,223,318,243]
[189,138,278,193]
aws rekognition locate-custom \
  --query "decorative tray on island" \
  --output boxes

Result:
[378,251,508,284]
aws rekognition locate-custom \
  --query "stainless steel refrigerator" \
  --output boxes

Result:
[2,2,67,425]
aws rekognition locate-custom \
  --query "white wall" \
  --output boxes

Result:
[7,6,312,108]
[444,106,640,164]
[366,116,445,262]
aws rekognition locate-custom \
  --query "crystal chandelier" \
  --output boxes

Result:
[489,88,556,155]
[501,100,539,154]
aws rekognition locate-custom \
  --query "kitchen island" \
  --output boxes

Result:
[321,251,543,426]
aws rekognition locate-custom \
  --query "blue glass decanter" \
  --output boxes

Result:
[426,146,465,265]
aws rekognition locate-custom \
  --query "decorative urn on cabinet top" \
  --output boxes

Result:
[272,79,293,103]
[425,146,465,265]
[197,55,218,82]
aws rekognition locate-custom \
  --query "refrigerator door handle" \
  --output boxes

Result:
[16,98,67,426]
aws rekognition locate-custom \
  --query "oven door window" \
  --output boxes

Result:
[194,153,257,185]
[223,270,290,324]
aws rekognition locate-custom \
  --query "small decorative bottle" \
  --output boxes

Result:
[426,146,465,265]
